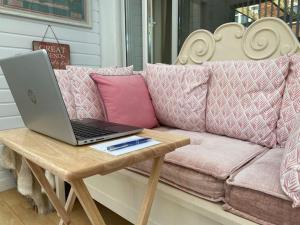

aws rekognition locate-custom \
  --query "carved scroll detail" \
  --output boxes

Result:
[189,37,215,63]
[176,17,300,64]
[242,18,300,60]
[213,22,245,42]
[177,30,215,64]
[243,27,280,59]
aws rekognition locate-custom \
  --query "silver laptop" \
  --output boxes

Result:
[0,50,142,145]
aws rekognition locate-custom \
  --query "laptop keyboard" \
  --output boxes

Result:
[71,121,118,139]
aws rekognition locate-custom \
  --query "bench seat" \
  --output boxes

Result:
[224,148,300,225]
[130,127,266,202]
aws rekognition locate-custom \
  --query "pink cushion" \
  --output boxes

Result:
[54,69,77,119]
[130,157,226,202]
[277,54,300,147]
[225,148,300,225]
[164,132,267,180]
[280,114,300,208]
[205,56,289,148]
[228,148,288,200]
[130,127,266,201]
[145,64,210,132]
[91,74,158,128]
[68,65,133,120]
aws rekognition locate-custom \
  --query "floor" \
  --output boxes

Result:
[0,189,132,225]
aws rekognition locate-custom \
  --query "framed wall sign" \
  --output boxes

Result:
[0,0,91,28]
[33,41,70,69]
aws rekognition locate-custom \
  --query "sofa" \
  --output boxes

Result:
[127,53,300,225]
[4,17,300,225]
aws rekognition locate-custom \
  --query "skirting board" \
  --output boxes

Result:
[84,169,258,225]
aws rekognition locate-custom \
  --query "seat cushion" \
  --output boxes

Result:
[145,64,210,132]
[205,56,289,148]
[224,148,300,225]
[130,128,267,201]
[131,158,225,201]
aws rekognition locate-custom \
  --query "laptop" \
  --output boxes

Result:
[0,50,143,145]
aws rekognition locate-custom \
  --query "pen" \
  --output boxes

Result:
[107,137,152,151]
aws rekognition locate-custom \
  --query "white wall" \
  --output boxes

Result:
[99,0,125,67]
[0,0,101,131]
[0,0,102,191]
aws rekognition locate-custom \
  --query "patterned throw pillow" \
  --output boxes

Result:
[67,65,133,120]
[145,64,210,132]
[54,69,77,119]
[205,56,289,148]
[277,54,300,147]
[280,114,300,208]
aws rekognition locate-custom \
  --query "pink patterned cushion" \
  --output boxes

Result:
[91,74,158,128]
[277,54,300,147]
[67,65,133,120]
[145,64,210,132]
[205,56,289,148]
[54,69,77,119]
[280,114,300,208]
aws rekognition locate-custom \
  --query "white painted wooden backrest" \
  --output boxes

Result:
[175,17,300,65]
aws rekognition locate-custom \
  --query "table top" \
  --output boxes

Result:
[0,128,190,181]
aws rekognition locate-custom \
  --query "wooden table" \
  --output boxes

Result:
[0,128,189,225]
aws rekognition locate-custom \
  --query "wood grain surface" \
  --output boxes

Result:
[136,156,164,225]
[0,128,189,181]
[0,189,132,225]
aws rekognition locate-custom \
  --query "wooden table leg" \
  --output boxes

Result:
[25,159,71,225]
[59,188,77,225]
[136,156,165,225]
[56,176,66,204]
[70,179,107,225]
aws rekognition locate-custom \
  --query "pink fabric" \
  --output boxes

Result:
[225,148,300,225]
[145,64,210,132]
[280,114,300,208]
[67,65,133,120]
[224,187,300,225]
[277,54,300,147]
[54,69,77,119]
[164,132,267,179]
[91,74,158,128]
[130,159,225,202]
[130,128,266,201]
[205,56,290,148]
[227,148,288,200]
